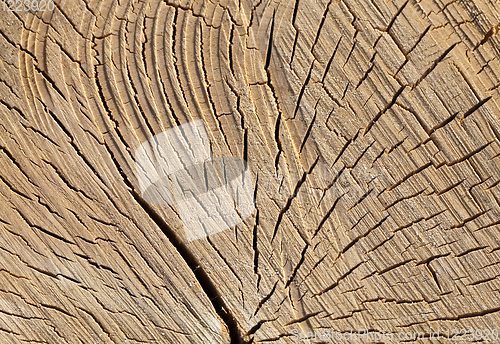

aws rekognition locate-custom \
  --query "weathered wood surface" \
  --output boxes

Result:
[1,0,500,343]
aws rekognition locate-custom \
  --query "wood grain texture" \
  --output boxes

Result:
[1,0,500,342]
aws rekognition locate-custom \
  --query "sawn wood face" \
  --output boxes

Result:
[1,0,500,342]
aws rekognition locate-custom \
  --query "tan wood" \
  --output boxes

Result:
[1,0,500,342]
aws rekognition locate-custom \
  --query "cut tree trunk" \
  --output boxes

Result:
[1,0,500,343]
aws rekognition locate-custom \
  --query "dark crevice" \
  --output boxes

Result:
[292,0,300,28]
[92,56,133,158]
[253,280,278,316]
[229,24,236,76]
[315,262,363,296]
[292,61,314,119]
[285,311,321,326]
[99,127,247,342]
[386,162,432,191]
[463,96,492,119]
[445,141,492,167]
[252,175,260,281]
[33,64,67,102]
[311,0,332,58]
[343,41,356,67]
[331,129,360,167]
[271,157,319,242]
[299,106,318,153]
[274,113,282,170]
[363,85,406,135]
[290,30,300,65]
[129,15,156,137]
[385,0,409,33]
[321,37,342,83]
[0,99,27,120]
[0,173,31,200]
[41,158,94,201]
[284,243,308,288]
[14,208,75,246]
[413,43,457,89]
[337,215,390,261]
[313,194,344,238]
[426,262,443,292]
[199,21,222,126]
[394,24,432,78]
[44,107,109,189]
[20,121,60,147]
[474,23,500,51]
[355,60,375,89]
[377,259,413,274]
[131,191,248,343]
[265,10,276,71]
